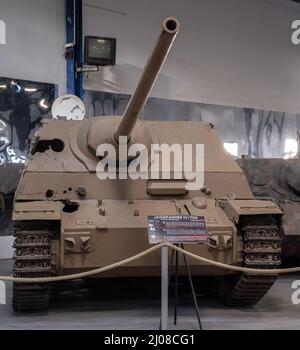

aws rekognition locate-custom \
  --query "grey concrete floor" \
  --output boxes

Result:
[0,259,299,330]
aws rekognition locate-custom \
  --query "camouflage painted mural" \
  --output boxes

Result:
[0,77,55,235]
[84,90,300,159]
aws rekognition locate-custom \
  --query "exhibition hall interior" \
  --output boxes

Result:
[0,0,300,332]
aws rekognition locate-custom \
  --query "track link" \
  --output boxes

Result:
[224,217,282,306]
[13,223,54,312]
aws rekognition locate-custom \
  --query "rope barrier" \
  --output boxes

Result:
[1,243,300,283]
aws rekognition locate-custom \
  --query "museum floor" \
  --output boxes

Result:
[0,260,299,330]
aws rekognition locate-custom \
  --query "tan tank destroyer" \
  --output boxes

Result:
[12,17,283,312]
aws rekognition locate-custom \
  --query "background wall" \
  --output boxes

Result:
[1,0,300,113]
[83,0,300,114]
[84,90,300,159]
[0,0,66,95]
[0,77,56,237]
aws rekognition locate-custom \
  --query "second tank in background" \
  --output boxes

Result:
[238,157,300,264]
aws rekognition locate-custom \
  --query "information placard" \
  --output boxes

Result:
[147,215,208,244]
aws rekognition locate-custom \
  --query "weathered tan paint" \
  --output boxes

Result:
[13,17,282,279]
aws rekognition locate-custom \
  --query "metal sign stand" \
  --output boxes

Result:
[161,244,169,330]
[159,244,203,331]
[149,215,207,331]
[173,244,203,330]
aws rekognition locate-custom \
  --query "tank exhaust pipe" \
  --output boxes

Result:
[114,17,181,142]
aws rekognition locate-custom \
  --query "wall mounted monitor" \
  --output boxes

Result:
[84,36,116,66]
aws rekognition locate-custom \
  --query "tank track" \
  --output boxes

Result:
[224,217,282,306]
[13,223,54,312]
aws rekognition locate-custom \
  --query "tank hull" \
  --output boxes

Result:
[13,198,240,277]
[10,16,285,312]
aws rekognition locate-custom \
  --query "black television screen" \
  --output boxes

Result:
[84,36,116,66]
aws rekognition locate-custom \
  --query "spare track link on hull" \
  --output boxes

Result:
[225,217,282,306]
[13,223,54,312]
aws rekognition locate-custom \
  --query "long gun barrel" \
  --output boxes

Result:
[114,17,180,142]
